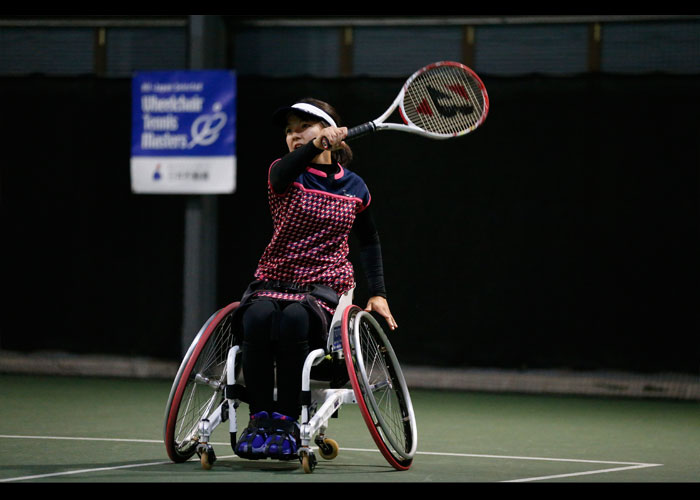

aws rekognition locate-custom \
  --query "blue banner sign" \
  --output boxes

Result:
[130,70,236,194]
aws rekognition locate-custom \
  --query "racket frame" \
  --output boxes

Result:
[348,60,489,141]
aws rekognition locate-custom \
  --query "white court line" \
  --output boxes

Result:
[326,447,664,481]
[502,463,664,482]
[0,434,172,482]
[0,434,161,444]
[0,460,175,483]
[348,447,663,481]
[0,435,663,482]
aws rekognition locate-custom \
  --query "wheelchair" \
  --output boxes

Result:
[163,289,418,473]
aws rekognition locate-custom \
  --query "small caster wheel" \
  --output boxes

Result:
[197,443,216,470]
[315,437,339,460]
[299,449,317,474]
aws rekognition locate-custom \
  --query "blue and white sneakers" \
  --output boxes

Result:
[263,412,300,460]
[235,411,300,461]
[234,411,271,459]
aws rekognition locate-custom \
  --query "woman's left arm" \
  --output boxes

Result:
[354,208,398,330]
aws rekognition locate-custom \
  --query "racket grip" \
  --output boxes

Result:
[346,122,376,141]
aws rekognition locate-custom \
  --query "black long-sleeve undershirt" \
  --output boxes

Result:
[269,142,387,298]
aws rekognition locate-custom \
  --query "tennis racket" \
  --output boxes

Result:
[323,61,489,148]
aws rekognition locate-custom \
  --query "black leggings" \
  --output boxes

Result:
[241,299,312,419]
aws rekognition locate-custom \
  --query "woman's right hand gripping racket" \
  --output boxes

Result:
[323,61,489,148]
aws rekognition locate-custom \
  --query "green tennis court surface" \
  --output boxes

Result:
[1,374,697,482]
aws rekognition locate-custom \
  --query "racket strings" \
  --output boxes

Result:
[403,66,485,136]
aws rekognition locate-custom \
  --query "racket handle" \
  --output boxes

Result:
[346,122,376,141]
[321,122,375,149]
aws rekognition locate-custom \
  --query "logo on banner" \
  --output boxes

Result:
[189,103,227,148]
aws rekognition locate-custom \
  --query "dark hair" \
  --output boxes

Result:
[296,97,354,167]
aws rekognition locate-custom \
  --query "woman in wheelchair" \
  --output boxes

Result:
[233,98,397,460]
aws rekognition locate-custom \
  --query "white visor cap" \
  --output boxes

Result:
[272,102,337,129]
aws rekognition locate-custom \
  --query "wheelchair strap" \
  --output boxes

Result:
[225,383,249,403]
[240,280,339,309]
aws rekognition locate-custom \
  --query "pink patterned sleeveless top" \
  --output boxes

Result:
[254,161,371,297]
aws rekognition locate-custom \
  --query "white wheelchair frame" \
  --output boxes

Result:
[168,287,417,473]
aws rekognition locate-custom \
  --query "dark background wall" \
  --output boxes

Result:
[1,73,698,374]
